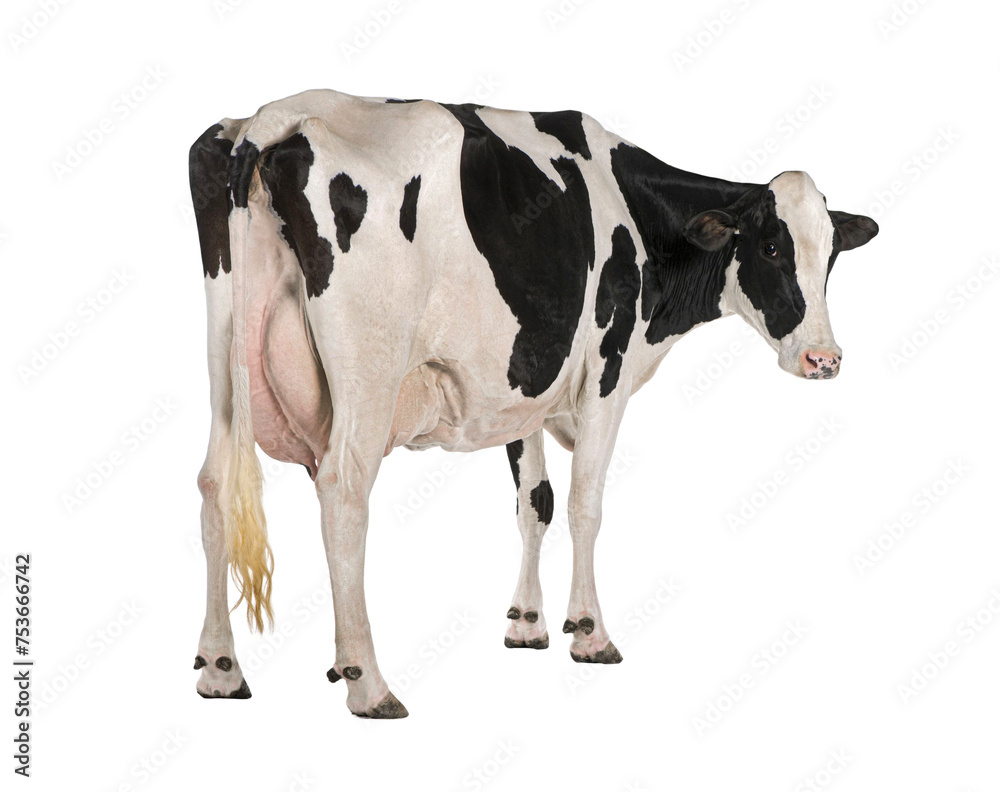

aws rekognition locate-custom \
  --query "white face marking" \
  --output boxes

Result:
[769,171,841,376]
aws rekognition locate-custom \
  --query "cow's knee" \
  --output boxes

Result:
[197,471,220,499]
[315,457,372,510]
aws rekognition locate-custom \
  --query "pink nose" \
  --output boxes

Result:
[801,349,841,379]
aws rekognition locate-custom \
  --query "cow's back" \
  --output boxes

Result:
[233,90,636,454]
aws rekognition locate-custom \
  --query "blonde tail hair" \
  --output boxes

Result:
[225,138,273,633]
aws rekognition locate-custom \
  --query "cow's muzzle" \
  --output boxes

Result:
[800,348,841,379]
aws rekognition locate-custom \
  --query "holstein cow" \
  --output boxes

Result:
[189,89,876,718]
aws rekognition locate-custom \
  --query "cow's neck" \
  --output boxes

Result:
[609,142,758,386]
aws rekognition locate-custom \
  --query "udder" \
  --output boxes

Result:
[250,280,331,477]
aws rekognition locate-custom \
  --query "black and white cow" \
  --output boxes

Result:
[189,89,876,717]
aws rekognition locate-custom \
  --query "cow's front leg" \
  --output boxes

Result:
[504,430,553,650]
[563,386,628,664]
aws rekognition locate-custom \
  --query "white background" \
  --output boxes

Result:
[4,0,999,790]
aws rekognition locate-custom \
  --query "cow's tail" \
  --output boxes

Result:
[224,135,273,633]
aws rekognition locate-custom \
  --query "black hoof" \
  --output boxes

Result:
[193,655,206,670]
[507,606,521,620]
[354,692,409,719]
[562,619,578,634]
[504,633,549,650]
[570,642,623,664]
[578,617,595,635]
[524,611,538,623]
[198,678,252,699]
[343,666,363,681]
[327,667,342,684]
[215,656,233,672]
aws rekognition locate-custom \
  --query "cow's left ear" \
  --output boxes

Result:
[683,209,737,251]
[830,211,879,251]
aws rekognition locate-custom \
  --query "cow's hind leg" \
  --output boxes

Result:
[304,303,414,718]
[504,430,553,649]
[316,390,409,717]
[193,278,250,697]
[191,122,251,698]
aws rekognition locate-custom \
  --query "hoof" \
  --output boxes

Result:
[327,667,342,684]
[577,617,595,635]
[343,666,363,681]
[504,633,549,650]
[507,606,521,620]
[562,619,578,634]
[570,641,623,664]
[523,611,538,623]
[193,655,206,670]
[198,678,252,699]
[354,692,409,719]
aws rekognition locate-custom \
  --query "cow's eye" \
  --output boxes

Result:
[762,242,778,258]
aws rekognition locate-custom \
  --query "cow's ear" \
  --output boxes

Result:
[830,211,879,251]
[683,209,737,251]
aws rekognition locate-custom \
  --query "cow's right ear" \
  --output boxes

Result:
[683,209,737,251]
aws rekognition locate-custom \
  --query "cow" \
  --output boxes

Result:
[188,89,877,718]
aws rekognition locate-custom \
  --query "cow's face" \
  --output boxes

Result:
[683,171,877,379]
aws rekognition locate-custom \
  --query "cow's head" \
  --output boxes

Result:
[683,171,877,379]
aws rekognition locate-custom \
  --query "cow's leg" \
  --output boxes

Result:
[301,287,413,717]
[193,275,251,698]
[314,383,410,718]
[563,387,629,664]
[504,430,553,649]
